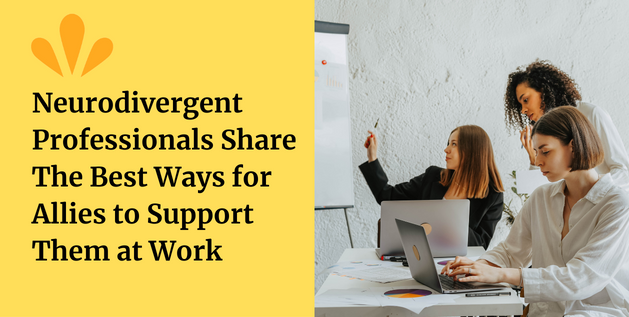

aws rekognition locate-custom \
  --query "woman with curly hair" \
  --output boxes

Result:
[504,60,629,190]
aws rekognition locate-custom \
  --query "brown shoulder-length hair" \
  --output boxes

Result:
[439,125,504,198]
[531,106,604,171]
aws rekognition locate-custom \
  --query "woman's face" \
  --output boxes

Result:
[444,130,460,170]
[532,133,573,182]
[516,82,544,122]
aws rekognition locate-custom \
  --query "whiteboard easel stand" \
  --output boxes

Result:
[343,207,354,248]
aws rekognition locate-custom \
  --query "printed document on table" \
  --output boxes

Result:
[340,266,411,283]
[315,287,460,315]
[315,288,380,308]
[369,287,460,314]
[324,260,401,275]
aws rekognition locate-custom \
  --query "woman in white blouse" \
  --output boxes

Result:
[442,106,629,316]
[504,60,629,191]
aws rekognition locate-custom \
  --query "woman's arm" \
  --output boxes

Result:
[521,202,629,303]
[468,192,503,250]
[478,190,534,269]
[358,159,427,204]
[445,190,536,279]
[452,194,629,303]
[589,106,629,191]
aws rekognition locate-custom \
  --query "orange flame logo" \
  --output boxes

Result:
[32,14,113,77]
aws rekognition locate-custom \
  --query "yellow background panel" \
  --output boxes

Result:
[0,1,313,316]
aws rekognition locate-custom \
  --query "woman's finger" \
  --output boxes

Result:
[364,131,374,148]
[447,268,460,276]
[458,275,480,283]
[441,260,455,274]
[448,257,461,270]
[451,266,469,274]
[450,256,469,269]
[443,260,456,274]
[449,265,471,276]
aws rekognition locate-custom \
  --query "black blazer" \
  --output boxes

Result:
[359,159,503,250]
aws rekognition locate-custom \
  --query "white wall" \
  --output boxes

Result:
[315,0,629,293]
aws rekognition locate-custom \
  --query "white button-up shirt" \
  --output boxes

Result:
[480,174,629,316]
[530,101,629,191]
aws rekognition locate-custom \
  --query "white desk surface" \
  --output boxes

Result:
[316,247,523,317]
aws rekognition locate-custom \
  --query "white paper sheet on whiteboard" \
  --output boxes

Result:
[516,170,550,194]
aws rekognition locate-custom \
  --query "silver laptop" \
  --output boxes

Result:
[379,200,469,258]
[395,218,507,294]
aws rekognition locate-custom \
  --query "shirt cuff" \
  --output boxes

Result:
[359,158,379,168]
[521,268,542,303]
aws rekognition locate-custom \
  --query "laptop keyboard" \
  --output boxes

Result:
[439,274,482,290]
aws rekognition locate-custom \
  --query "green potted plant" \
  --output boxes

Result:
[503,170,529,226]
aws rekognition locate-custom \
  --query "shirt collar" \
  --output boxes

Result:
[549,180,566,198]
[549,174,615,205]
[584,174,615,205]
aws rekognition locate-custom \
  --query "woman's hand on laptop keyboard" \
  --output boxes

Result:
[440,256,475,276]
[446,261,504,284]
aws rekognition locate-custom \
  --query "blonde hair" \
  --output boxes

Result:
[439,125,504,198]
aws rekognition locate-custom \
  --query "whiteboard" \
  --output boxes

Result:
[315,21,354,209]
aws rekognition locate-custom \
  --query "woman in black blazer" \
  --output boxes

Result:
[360,125,504,250]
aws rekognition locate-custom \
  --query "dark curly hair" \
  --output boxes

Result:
[504,60,582,132]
